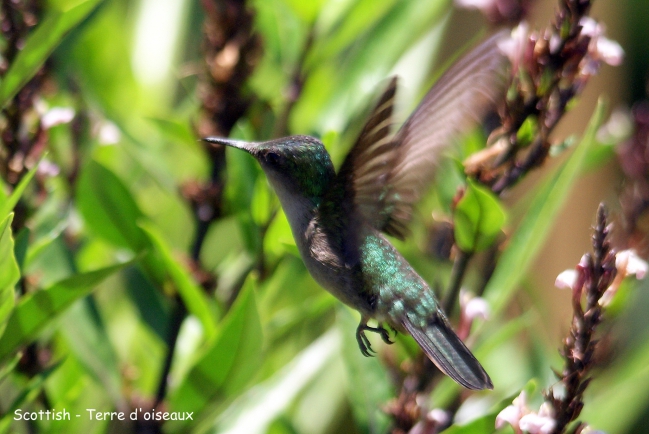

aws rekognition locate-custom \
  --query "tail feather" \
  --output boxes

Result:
[403,316,492,390]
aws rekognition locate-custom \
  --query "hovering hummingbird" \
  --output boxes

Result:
[205,31,508,390]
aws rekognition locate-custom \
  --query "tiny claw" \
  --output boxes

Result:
[377,323,393,345]
[356,326,375,357]
[356,320,395,356]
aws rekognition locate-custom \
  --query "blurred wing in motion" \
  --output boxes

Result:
[333,30,509,239]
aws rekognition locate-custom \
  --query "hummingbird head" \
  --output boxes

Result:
[203,135,336,204]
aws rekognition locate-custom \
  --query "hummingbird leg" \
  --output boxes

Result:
[375,323,394,345]
[356,319,375,357]
[356,318,395,356]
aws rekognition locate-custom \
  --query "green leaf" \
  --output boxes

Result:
[168,280,263,431]
[0,361,62,432]
[76,159,149,251]
[0,0,103,109]
[454,179,506,252]
[250,176,275,227]
[0,160,40,218]
[482,98,607,317]
[58,300,124,408]
[0,260,132,362]
[516,115,538,147]
[294,0,448,134]
[338,308,392,434]
[0,214,20,339]
[13,228,30,272]
[283,0,324,23]
[140,222,219,342]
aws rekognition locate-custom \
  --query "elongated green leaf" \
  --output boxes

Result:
[76,159,148,251]
[0,0,103,109]
[0,260,132,362]
[293,0,448,134]
[168,281,262,431]
[59,301,124,409]
[0,361,62,432]
[454,179,506,252]
[212,330,341,434]
[140,222,218,342]
[0,160,40,218]
[582,313,649,433]
[482,98,607,316]
[338,308,392,434]
[0,214,20,338]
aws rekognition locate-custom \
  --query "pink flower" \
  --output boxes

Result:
[596,37,624,66]
[498,22,529,73]
[579,17,603,38]
[616,249,648,279]
[455,0,495,9]
[555,269,577,290]
[496,391,527,430]
[600,249,647,306]
[458,290,490,339]
[496,394,557,434]
[578,17,624,70]
[519,402,556,434]
[41,107,75,129]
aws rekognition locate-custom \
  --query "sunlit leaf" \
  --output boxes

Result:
[0,260,132,362]
[140,222,219,342]
[76,159,148,251]
[0,214,20,339]
[454,179,506,252]
[0,0,102,109]
[338,308,392,434]
[58,301,124,408]
[0,160,40,218]
[0,361,62,432]
[168,280,263,431]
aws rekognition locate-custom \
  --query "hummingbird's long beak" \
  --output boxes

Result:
[202,137,255,154]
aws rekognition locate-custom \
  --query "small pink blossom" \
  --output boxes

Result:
[581,426,607,434]
[616,249,648,279]
[579,17,603,38]
[555,269,577,290]
[458,290,491,339]
[428,408,450,425]
[596,37,624,66]
[97,121,121,145]
[578,17,624,70]
[455,0,495,9]
[498,22,529,73]
[600,249,647,306]
[495,391,527,429]
[41,107,75,129]
[496,393,557,434]
[519,402,556,434]
[37,159,60,177]
[465,297,490,321]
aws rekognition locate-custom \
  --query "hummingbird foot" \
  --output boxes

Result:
[356,319,394,357]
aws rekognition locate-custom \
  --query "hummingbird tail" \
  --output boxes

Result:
[402,317,493,390]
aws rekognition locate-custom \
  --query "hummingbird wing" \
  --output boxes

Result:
[334,31,509,239]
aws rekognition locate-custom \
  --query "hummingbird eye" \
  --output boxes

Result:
[265,151,282,166]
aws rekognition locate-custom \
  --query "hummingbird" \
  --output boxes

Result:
[205,31,508,390]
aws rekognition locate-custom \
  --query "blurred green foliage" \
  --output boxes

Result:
[0,0,647,433]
